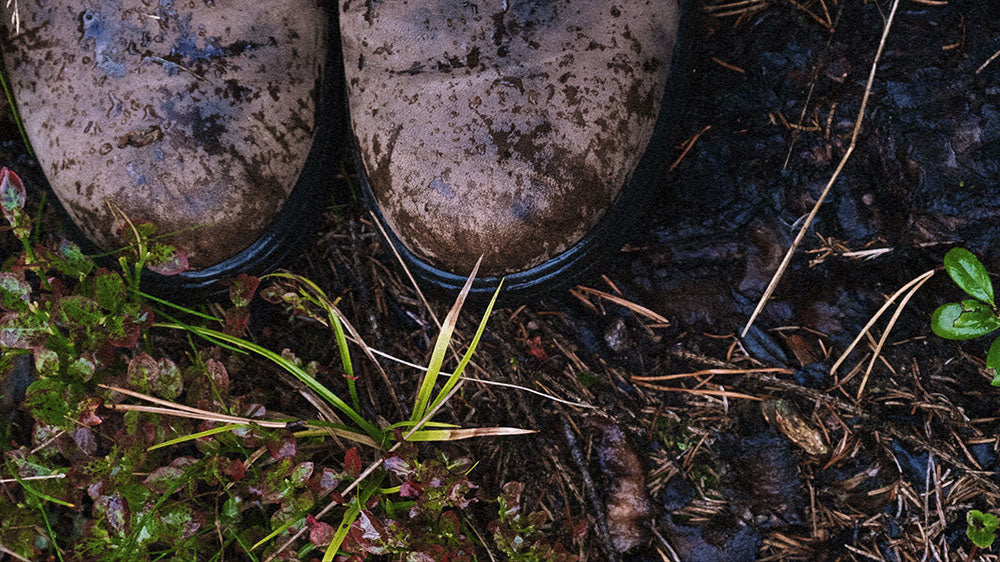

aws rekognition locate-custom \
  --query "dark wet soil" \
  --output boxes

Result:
[3,0,1000,560]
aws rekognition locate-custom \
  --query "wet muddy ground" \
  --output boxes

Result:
[3,0,1000,560]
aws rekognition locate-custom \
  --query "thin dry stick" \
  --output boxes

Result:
[369,210,441,330]
[574,285,670,324]
[632,381,763,401]
[632,367,793,382]
[104,404,292,428]
[0,474,67,484]
[855,270,935,399]
[829,269,935,375]
[0,543,31,562]
[976,46,1000,75]
[459,376,595,409]
[742,0,902,338]
[101,384,379,445]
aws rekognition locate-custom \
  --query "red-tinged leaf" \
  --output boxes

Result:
[0,311,48,349]
[308,467,340,496]
[0,272,31,312]
[439,510,460,534]
[0,167,26,220]
[106,305,154,348]
[383,455,411,477]
[155,357,183,400]
[399,480,422,497]
[223,273,261,308]
[267,435,297,460]
[126,353,158,394]
[51,238,94,279]
[344,447,361,478]
[291,461,314,485]
[76,397,103,426]
[259,284,284,304]
[329,492,346,505]
[70,427,97,456]
[357,510,387,542]
[224,458,246,481]
[224,306,251,336]
[526,335,547,361]
[146,243,189,276]
[204,358,230,395]
[307,514,336,547]
[144,466,185,494]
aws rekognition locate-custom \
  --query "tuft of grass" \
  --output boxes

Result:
[0,169,558,561]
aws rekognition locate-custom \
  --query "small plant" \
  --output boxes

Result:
[488,482,581,562]
[931,247,1000,385]
[0,166,556,561]
[967,509,999,550]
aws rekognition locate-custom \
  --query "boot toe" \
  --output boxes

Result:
[4,0,328,269]
[343,0,680,280]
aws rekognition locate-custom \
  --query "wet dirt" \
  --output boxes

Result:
[2,0,1000,560]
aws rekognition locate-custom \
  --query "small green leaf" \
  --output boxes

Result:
[146,242,189,276]
[931,300,1000,340]
[944,247,995,306]
[967,509,999,549]
[46,238,94,280]
[67,355,96,382]
[0,273,31,312]
[126,353,158,394]
[94,269,126,311]
[32,348,59,377]
[988,337,1000,387]
[0,311,49,349]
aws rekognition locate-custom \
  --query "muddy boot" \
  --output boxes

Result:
[340,1,687,300]
[1,1,338,296]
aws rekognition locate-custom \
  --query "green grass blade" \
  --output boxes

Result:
[406,426,536,442]
[322,498,362,562]
[427,281,501,415]
[410,260,481,423]
[38,505,65,562]
[147,423,244,451]
[155,323,384,444]
[250,511,303,552]
[0,67,34,157]
[385,420,459,431]
[2,454,74,508]
[265,272,360,411]
[134,289,223,322]
[150,308,246,354]
[329,302,359,413]
[322,478,381,562]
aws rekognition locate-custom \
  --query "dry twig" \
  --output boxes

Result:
[742,0,903,337]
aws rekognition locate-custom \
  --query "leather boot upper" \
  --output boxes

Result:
[341,0,679,275]
[3,0,326,267]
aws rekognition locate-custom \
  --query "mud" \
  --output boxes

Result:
[2,0,1000,560]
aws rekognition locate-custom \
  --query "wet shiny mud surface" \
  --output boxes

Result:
[2,1,1000,560]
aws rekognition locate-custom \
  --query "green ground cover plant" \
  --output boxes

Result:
[0,167,578,561]
[931,247,1000,385]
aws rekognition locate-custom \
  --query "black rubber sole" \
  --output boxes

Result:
[24,10,343,304]
[354,2,695,305]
